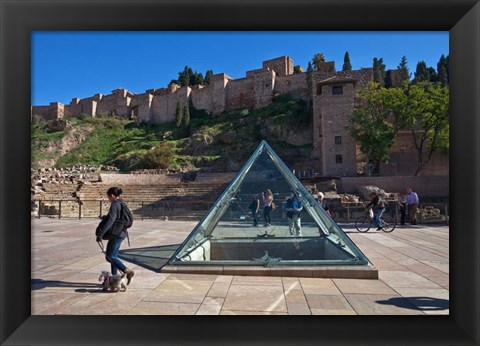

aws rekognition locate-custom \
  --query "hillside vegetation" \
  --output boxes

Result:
[31,94,314,172]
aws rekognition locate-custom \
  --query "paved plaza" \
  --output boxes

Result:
[31,218,449,315]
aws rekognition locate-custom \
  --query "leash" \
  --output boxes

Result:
[97,240,126,275]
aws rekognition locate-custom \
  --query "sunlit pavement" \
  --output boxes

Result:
[31,218,449,315]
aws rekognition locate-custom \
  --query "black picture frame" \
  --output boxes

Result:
[1,0,479,345]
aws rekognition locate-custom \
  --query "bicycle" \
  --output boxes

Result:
[355,208,396,233]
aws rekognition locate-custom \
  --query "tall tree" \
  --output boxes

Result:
[428,67,438,83]
[373,58,386,86]
[175,101,183,127]
[306,62,314,109]
[445,55,449,83]
[403,82,449,175]
[342,51,352,71]
[312,53,326,70]
[397,56,410,82]
[183,104,190,127]
[348,82,408,176]
[178,66,190,87]
[413,61,430,83]
[437,54,448,87]
[204,70,214,85]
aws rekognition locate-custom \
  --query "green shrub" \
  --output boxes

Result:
[139,142,173,169]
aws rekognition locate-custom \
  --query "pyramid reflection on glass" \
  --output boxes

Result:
[167,141,372,271]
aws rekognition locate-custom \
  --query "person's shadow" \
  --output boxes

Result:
[31,278,107,293]
[376,296,449,311]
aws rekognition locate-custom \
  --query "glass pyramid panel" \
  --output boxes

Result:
[168,141,371,267]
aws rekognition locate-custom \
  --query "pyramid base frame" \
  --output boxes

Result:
[161,265,379,279]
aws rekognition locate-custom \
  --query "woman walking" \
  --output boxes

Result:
[397,192,407,226]
[262,189,274,227]
[95,187,135,284]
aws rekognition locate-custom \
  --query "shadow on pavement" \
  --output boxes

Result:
[31,278,103,292]
[376,296,449,311]
[118,244,181,272]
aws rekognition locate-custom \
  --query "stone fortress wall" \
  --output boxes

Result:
[32,56,386,123]
[32,55,447,177]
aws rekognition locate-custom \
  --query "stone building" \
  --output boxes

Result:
[31,55,448,177]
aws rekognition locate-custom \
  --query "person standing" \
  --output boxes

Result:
[262,189,274,227]
[95,187,135,285]
[397,192,407,226]
[316,192,332,217]
[285,192,303,236]
[365,191,386,231]
[248,194,260,227]
[405,187,419,225]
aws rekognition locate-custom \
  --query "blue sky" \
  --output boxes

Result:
[31,31,448,106]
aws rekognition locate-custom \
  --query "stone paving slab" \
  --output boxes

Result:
[222,284,287,313]
[31,219,449,315]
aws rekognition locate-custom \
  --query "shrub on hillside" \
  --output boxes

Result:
[139,142,173,169]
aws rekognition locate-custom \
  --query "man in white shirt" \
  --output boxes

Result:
[405,187,419,225]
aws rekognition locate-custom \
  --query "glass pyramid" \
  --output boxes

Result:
[167,140,371,267]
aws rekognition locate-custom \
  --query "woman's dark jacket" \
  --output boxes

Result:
[95,199,127,239]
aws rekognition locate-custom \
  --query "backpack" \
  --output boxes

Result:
[120,202,134,229]
[99,202,133,239]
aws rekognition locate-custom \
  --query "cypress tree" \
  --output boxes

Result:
[445,55,449,83]
[342,51,352,71]
[175,101,183,127]
[373,58,386,86]
[413,61,430,83]
[437,54,448,87]
[397,56,410,82]
[428,67,438,83]
[183,104,190,127]
[178,66,190,87]
[204,70,214,85]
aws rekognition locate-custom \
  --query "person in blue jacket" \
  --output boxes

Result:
[285,192,303,236]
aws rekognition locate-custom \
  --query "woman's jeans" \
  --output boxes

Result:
[106,236,127,275]
[374,208,386,228]
[264,206,271,224]
[400,204,406,225]
[251,210,258,226]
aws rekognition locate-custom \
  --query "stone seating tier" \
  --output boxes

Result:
[76,183,228,202]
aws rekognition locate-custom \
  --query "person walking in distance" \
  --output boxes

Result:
[262,189,274,227]
[405,187,419,225]
[316,192,332,217]
[397,192,407,226]
[248,194,260,227]
[285,192,303,236]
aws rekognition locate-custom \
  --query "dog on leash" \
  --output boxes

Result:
[98,271,128,292]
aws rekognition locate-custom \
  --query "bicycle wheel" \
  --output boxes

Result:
[355,216,371,233]
[381,215,396,233]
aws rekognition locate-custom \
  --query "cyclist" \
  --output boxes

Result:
[365,191,386,231]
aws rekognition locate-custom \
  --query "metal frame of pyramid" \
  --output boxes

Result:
[163,141,377,278]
